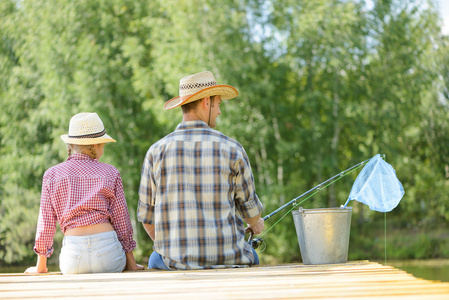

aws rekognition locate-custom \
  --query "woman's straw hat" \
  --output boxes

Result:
[60,113,116,145]
[163,71,239,110]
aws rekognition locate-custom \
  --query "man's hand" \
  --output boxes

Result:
[246,217,264,235]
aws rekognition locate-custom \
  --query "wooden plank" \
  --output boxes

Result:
[2,284,449,300]
[0,261,448,299]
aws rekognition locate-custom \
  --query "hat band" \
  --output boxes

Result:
[68,129,106,139]
[179,81,217,91]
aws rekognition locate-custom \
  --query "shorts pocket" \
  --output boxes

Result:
[96,241,126,273]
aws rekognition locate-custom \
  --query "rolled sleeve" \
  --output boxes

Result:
[234,151,263,219]
[110,173,136,253]
[138,151,156,224]
[34,184,57,258]
[137,200,155,225]
[238,193,263,219]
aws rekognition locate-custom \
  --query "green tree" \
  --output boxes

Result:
[0,0,164,263]
[1,0,448,266]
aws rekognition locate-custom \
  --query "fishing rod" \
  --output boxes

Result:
[248,154,385,249]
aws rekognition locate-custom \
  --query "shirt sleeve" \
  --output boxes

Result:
[234,147,263,219]
[109,172,137,253]
[137,151,156,224]
[34,181,57,258]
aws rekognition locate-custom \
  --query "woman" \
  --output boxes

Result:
[25,112,143,274]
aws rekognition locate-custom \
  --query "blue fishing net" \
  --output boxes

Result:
[345,154,404,212]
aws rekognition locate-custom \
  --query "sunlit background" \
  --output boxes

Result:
[0,0,448,281]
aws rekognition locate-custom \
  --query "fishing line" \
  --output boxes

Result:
[257,239,267,253]
[384,212,387,265]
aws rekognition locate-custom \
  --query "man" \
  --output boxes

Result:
[138,71,264,270]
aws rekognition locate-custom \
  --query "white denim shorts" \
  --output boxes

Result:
[59,231,126,274]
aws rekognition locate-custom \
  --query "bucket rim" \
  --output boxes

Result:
[292,207,352,215]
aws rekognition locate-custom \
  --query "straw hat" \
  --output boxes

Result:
[163,71,239,110]
[60,112,116,145]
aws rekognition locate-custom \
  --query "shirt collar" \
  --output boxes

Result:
[175,120,210,131]
[67,153,96,162]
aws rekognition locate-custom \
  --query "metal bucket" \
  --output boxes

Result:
[292,207,352,265]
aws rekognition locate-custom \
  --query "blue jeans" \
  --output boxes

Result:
[148,251,171,270]
[59,231,126,274]
[148,247,260,270]
[252,247,260,265]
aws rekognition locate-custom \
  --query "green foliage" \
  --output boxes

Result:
[1,0,448,266]
[348,214,449,261]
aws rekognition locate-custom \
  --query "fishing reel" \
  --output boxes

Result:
[246,228,265,250]
[251,237,264,250]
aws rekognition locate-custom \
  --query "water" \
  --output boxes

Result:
[379,259,449,283]
[0,266,60,274]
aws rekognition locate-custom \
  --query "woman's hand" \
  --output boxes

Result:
[25,255,48,274]
[124,252,145,271]
[24,266,48,274]
[125,263,145,271]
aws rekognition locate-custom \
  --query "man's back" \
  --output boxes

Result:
[138,121,262,270]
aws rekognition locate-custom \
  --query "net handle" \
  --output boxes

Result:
[263,155,384,221]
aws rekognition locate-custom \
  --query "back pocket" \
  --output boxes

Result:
[96,241,126,273]
[59,247,82,274]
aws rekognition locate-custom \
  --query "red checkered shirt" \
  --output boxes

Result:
[34,153,136,257]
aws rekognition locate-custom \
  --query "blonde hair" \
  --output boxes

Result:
[67,144,97,159]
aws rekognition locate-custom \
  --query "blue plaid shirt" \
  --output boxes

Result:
[138,121,263,270]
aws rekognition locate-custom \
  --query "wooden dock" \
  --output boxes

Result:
[1,261,449,299]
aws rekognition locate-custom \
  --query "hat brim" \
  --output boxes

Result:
[164,85,238,110]
[60,134,116,145]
